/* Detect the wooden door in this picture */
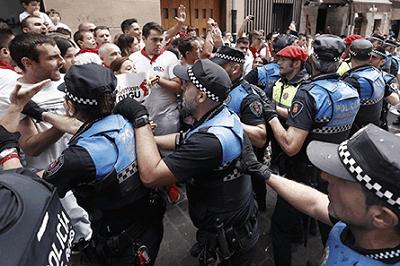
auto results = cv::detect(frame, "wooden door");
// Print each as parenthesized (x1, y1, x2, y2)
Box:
(160, 0, 223, 37)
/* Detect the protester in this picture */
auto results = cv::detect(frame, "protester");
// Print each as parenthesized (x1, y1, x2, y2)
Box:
(94, 25, 111, 47)
(98, 43, 122, 68)
(73, 30, 102, 65)
(21, 15, 48, 35)
(115, 34, 140, 57)
(53, 37, 78, 73)
(46, 8, 71, 32)
(19, 0, 54, 30)
(110, 56, 136, 74)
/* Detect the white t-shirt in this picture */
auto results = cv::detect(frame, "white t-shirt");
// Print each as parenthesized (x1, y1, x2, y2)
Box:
(129, 50, 180, 135)
(19, 11, 53, 26)
(0, 68, 20, 114)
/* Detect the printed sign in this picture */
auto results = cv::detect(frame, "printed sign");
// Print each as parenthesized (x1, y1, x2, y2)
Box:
(115, 72, 154, 104)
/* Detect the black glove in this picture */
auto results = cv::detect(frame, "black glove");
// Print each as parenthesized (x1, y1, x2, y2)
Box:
(263, 99, 278, 122)
(0, 125, 21, 153)
(22, 100, 46, 122)
(240, 134, 271, 182)
(113, 98, 149, 123)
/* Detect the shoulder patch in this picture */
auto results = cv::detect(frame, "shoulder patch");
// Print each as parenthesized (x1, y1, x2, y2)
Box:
(290, 101, 304, 118)
(249, 101, 263, 117)
(45, 154, 64, 176)
(390, 82, 399, 91)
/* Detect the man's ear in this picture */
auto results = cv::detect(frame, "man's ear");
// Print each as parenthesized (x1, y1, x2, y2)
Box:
(370, 205, 399, 230)
(20, 57, 33, 70)
(197, 91, 207, 103)
(77, 40, 84, 47)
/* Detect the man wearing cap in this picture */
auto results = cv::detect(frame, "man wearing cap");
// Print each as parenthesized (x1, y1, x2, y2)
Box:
(341, 39, 385, 136)
(211, 45, 269, 210)
(370, 46, 400, 130)
(243, 124, 400, 265)
(43, 63, 165, 265)
(114, 59, 259, 265)
(367, 33, 385, 48)
(337, 34, 362, 76)
(245, 33, 297, 93)
(383, 39, 400, 78)
(266, 35, 360, 266)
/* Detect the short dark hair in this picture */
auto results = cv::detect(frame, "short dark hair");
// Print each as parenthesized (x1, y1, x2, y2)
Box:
(20, 15, 40, 31)
(53, 36, 74, 57)
(0, 29, 14, 49)
(110, 56, 130, 73)
(236, 37, 249, 45)
(178, 36, 197, 58)
(115, 34, 136, 57)
(20, 0, 39, 5)
(121, 18, 138, 33)
(94, 26, 110, 37)
(186, 26, 196, 33)
(142, 22, 163, 39)
(10, 33, 56, 71)
(46, 8, 60, 17)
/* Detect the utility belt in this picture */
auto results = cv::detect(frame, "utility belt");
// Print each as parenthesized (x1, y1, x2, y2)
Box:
(191, 214, 258, 266)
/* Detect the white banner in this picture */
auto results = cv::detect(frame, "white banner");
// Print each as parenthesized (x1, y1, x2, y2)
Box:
(115, 72, 153, 104)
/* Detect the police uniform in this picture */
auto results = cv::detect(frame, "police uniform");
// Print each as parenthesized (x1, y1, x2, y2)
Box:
(341, 39, 385, 136)
(270, 35, 360, 266)
(307, 125, 400, 266)
(245, 34, 297, 93)
(382, 40, 400, 76)
(381, 71, 398, 130)
(171, 59, 259, 266)
(43, 64, 164, 266)
(211, 46, 268, 210)
(337, 35, 362, 77)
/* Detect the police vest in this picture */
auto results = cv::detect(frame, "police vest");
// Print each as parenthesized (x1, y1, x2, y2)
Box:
(257, 62, 280, 93)
(322, 222, 390, 266)
(306, 79, 360, 140)
(0, 170, 74, 266)
(225, 80, 258, 116)
(184, 107, 253, 227)
(272, 78, 300, 108)
(347, 66, 385, 127)
(71, 114, 148, 211)
(383, 54, 400, 77)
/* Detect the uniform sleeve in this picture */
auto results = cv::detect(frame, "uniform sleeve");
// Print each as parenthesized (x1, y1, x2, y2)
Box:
(385, 77, 398, 97)
(286, 88, 316, 131)
(163, 132, 223, 182)
(244, 68, 259, 87)
(43, 145, 96, 198)
(240, 95, 265, 126)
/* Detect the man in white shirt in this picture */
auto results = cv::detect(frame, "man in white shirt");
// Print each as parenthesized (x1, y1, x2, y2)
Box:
(21, 16, 48, 35)
(19, 0, 54, 30)
(129, 22, 181, 136)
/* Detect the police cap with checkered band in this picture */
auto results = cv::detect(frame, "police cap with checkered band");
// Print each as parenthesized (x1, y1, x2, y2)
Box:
(307, 124, 400, 209)
(211, 46, 246, 66)
(173, 59, 232, 103)
(349, 39, 373, 61)
(313, 34, 345, 62)
(58, 63, 117, 106)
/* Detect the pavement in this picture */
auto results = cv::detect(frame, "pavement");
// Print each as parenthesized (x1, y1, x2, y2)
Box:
(155, 111, 400, 266)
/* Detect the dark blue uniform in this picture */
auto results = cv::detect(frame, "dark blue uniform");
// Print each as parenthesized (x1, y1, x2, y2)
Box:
(164, 106, 259, 266)
(341, 65, 385, 135)
(271, 73, 360, 266)
(244, 62, 280, 93)
(380, 71, 398, 130)
(44, 114, 164, 266)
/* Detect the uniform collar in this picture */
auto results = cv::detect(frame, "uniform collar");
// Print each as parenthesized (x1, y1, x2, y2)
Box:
(140, 48, 165, 64)
(282, 69, 309, 85)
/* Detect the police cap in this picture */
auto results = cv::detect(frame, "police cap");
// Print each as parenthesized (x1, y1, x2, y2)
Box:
(307, 124, 400, 210)
(371, 46, 387, 59)
(349, 39, 373, 60)
(272, 34, 297, 53)
(384, 39, 399, 48)
(173, 59, 232, 103)
(367, 33, 384, 44)
(313, 34, 345, 62)
(58, 63, 117, 106)
(211, 46, 246, 66)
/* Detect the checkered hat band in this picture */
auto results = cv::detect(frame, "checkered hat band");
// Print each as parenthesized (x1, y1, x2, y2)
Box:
(349, 49, 371, 58)
(66, 91, 98, 106)
(372, 49, 386, 58)
(313, 53, 340, 62)
(214, 53, 245, 64)
(338, 140, 400, 209)
(187, 67, 220, 102)
(312, 124, 352, 134)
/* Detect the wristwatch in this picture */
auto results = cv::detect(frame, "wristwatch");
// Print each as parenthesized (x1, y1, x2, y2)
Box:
(134, 115, 150, 128)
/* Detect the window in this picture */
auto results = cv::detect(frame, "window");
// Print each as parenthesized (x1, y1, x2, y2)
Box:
(173, 8, 178, 18)
(162, 8, 168, 19)
(194, 9, 199, 19)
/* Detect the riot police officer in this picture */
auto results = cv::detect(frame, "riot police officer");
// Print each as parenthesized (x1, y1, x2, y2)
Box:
(265, 35, 360, 266)
(43, 64, 165, 266)
(369, 46, 400, 130)
(341, 39, 386, 136)
(114, 59, 259, 266)
(382, 39, 400, 77)
(211, 45, 268, 210)
(245, 34, 297, 93)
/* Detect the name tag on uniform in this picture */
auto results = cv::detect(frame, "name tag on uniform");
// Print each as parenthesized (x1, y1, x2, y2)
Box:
(116, 72, 152, 104)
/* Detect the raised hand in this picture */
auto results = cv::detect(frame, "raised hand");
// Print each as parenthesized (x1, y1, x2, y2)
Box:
(10, 79, 50, 110)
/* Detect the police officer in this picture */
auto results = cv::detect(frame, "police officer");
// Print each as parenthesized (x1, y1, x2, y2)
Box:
(341, 39, 385, 136)
(269, 45, 309, 174)
(0, 81, 75, 266)
(211, 46, 268, 210)
(244, 124, 400, 265)
(383, 39, 400, 78)
(245, 33, 297, 93)
(337, 34, 362, 76)
(114, 59, 259, 266)
(369, 46, 400, 130)
(266, 35, 360, 266)
(43, 64, 165, 266)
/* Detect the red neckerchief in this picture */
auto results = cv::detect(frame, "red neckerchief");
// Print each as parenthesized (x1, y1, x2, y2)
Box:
(141, 48, 165, 64)
(249, 46, 259, 58)
(78, 48, 99, 55)
(0, 62, 16, 72)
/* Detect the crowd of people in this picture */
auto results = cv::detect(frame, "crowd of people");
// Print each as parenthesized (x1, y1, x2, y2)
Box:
(0, 0, 400, 265)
